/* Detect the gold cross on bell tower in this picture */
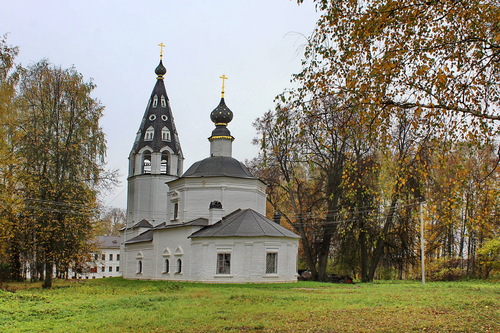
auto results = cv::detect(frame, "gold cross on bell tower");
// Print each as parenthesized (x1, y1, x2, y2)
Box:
(158, 42, 166, 59)
(220, 74, 228, 98)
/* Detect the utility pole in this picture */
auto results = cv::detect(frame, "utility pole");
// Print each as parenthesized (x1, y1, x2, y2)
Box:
(420, 201, 426, 285)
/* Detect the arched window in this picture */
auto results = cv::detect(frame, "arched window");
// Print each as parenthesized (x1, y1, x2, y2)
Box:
(152, 95, 158, 108)
(162, 127, 171, 141)
(176, 259, 182, 274)
(142, 151, 151, 174)
(161, 95, 167, 108)
(137, 260, 143, 274)
(160, 151, 169, 175)
(145, 126, 154, 141)
(164, 259, 170, 273)
(174, 203, 179, 220)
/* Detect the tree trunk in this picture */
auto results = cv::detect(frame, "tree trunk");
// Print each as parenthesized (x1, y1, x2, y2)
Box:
(359, 226, 369, 282)
(42, 261, 53, 289)
(367, 197, 399, 281)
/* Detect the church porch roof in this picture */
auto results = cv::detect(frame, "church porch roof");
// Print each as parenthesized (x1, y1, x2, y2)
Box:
(125, 230, 154, 244)
(189, 209, 300, 239)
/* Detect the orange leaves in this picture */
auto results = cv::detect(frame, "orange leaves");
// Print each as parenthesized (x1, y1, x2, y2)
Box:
(305, 0, 500, 121)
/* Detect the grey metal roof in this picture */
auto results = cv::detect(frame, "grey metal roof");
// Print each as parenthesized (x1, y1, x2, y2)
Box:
(130, 60, 182, 156)
(154, 218, 209, 230)
(132, 219, 153, 229)
(125, 218, 209, 244)
(181, 156, 256, 179)
(189, 209, 300, 239)
(95, 236, 121, 248)
(125, 230, 154, 244)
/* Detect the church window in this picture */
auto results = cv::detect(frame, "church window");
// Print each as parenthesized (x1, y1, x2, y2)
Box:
(174, 203, 179, 220)
(164, 259, 170, 273)
(137, 260, 143, 274)
(176, 259, 182, 274)
(162, 127, 171, 141)
(217, 253, 231, 274)
(266, 253, 278, 274)
(161, 95, 167, 108)
(161, 114, 168, 121)
(142, 151, 152, 174)
(152, 95, 158, 108)
(161, 151, 169, 174)
(149, 114, 156, 121)
(145, 126, 154, 141)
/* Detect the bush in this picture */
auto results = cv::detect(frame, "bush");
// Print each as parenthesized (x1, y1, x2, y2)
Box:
(427, 258, 465, 281)
(0, 263, 12, 282)
(477, 238, 500, 279)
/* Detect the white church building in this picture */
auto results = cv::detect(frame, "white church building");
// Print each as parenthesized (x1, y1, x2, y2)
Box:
(120, 54, 299, 283)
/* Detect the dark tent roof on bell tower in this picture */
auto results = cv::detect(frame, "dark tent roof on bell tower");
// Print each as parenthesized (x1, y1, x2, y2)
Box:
(131, 59, 182, 155)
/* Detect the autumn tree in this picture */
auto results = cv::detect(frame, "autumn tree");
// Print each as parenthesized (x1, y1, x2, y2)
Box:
(95, 207, 126, 237)
(0, 35, 23, 281)
(298, 0, 500, 121)
(253, 0, 499, 281)
(16, 60, 111, 288)
(253, 94, 383, 281)
(425, 138, 500, 279)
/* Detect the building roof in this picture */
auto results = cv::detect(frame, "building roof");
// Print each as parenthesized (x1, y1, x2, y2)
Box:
(132, 219, 153, 229)
(95, 236, 121, 248)
(181, 156, 256, 179)
(125, 218, 209, 244)
(154, 218, 209, 230)
(189, 209, 300, 239)
(130, 59, 182, 155)
(125, 230, 154, 244)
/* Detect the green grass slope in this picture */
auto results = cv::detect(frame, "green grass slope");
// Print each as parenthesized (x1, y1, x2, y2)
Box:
(1, 278, 498, 332)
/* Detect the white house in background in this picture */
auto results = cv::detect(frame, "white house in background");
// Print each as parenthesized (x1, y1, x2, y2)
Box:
(74, 236, 122, 279)
(120, 55, 300, 283)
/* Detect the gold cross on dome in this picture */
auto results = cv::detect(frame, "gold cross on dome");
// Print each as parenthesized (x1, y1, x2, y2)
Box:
(220, 74, 228, 97)
(158, 42, 166, 59)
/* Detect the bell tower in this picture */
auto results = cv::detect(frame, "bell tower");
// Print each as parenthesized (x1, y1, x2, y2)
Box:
(126, 45, 183, 228)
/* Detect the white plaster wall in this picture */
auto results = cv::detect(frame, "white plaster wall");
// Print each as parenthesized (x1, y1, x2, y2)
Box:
(210, 139, 232, 157)
(122, 242, 154, 279)
(190, 237, 299, 283)
(123, 232, 299, 283)
(167, 177, 267, 223)
(126, 174, 174, 227)
(151, 226, 201, 281)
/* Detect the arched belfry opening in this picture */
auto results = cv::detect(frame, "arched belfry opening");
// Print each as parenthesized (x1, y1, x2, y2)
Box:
(142, 151, 152, 174)
(161, 151, 169, 175)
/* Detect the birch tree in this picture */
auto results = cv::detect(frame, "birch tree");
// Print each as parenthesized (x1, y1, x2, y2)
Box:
(17, 60, 110, 288)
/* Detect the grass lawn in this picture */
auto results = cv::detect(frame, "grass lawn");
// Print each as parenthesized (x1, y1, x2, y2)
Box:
(1, 278, 498, 332)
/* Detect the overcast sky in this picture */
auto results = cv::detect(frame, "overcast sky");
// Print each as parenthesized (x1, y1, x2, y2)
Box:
(2, 0, 320, 209)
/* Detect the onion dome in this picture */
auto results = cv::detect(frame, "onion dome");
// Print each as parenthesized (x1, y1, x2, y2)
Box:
(155, 60, 167, 79)
(210, 98, 233, 125)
